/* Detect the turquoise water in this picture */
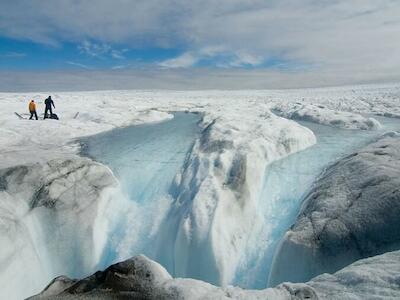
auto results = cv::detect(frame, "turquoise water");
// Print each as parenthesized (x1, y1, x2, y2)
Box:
(81, 112, 400, 289)
(80, 112, 201, 269)
(81, 112, 201, 204)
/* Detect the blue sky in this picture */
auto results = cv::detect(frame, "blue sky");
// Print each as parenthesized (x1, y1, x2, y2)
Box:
(0, 36, 298, 72)
(0, 0, 399, 90)
(0, 37, 184, 70)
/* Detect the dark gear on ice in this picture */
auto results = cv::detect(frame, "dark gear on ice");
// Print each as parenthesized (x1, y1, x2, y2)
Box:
(28, 100, 38, 120)
(44, 96, 55, 119)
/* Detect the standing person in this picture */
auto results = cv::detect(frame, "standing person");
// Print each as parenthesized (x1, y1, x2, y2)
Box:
(44, 96, 55, 119)
(28, 100, 38, 120)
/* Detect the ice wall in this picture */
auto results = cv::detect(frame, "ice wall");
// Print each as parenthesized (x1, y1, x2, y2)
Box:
(80, 112, 201, 264)
(269, 133, 400, 287)
(235, 117, 400, 288)
(155, 111, 316, 286)
(0, 158, 123, 300)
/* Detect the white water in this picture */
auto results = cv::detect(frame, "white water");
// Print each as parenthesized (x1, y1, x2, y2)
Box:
(81, 112, 201, 267)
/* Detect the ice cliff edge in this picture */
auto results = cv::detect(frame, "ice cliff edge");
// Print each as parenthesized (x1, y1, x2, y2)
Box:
(269, 132, 400, 286)
(29, 250, 400, 299)
(0, 158, 124, 300)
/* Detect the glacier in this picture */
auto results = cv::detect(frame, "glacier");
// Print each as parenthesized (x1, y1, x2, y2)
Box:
(0, 84, 400, 299)
(78, 112, 400, 290)
(30, 250, 400, 300)
(80, 110, 316, 287)
(0, 158, 125, 299)
(230, 116, 400, 288)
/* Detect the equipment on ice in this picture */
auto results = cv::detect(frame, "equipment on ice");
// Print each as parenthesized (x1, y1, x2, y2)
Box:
(14, 112, 25, 119)
(49, 113, 59, 120)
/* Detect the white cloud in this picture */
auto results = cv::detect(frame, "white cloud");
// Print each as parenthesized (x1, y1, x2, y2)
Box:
(66, 61, 93, 70)
(77, 40, 126, 60)
(111, 64, 130, 70)
(224, 51, 265, 68)
(159, 47, 265, 69)
(78, 41, 110, 58)
(111, 50, 126, 60)
(159, 53, 198, 68)
(0, 52, 26, 58)
(0, 0, 400, 85)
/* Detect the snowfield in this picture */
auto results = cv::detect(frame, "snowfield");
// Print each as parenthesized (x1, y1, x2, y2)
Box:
(0, 83, 400, 299)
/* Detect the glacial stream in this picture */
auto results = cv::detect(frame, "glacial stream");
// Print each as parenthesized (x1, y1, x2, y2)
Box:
(81, 113, 400, 290)
(80, 112, 201, 267)
(235, 116, 400, 289)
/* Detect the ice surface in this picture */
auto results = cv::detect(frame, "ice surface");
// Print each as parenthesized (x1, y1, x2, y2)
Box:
(29, 254, 316, 300)
(0, 158, 124, 300)
(1, 84, 400, 299)
(80, 110, 316, 287)
(154, 111, 316, 286)
(307, 250, 400, 299)
(269, 126, 400, 287)
(232, 116, 400, 289)
(31, 250, 400, 300)
(273, 103, 381, 130)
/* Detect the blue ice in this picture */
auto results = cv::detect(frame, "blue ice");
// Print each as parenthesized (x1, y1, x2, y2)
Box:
(81, 112, 400, 290)
(80, 112, 201, 269)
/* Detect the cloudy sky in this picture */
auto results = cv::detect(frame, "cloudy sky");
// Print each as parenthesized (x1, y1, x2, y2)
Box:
(0, 0, 399, 90)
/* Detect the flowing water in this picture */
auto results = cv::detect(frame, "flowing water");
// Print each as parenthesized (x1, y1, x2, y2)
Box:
(81, 113, 400, 289)
(234, 116, 400, 289)
(80, 112, 201, 266)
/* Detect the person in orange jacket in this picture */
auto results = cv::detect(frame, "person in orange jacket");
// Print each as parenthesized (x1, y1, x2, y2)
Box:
(29, 100, 38, 120)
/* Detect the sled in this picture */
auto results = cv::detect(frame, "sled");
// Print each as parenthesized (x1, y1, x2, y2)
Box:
(50, 113, 59, 120)
(14, 112, 25, 119)
(44, 113, 59, 120)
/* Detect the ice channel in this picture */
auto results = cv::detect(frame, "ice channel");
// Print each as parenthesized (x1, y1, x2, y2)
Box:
(81, 113, 400, 290)
(80, 112, 201, 266)
(232, 116, 400, 289)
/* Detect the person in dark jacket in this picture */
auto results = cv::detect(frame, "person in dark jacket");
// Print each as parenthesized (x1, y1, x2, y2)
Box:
(44, 96, 55, 119)
(28, 100, 38, 120)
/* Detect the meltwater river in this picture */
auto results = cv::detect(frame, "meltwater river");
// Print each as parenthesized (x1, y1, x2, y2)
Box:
(80, 112, 201, 268)
(234, 116, 400, 288)
(81, 113, 400, 289)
